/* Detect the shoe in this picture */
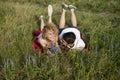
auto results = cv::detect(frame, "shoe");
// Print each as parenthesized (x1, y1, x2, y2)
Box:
(62, 3, 68, 10)
(48, 5, 53, 17)
(69, 5, 76, 10)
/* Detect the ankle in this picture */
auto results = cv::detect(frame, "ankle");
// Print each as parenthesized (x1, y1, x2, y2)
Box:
(62, 8, 67, 11)
(39, 16, 43, 21)
(70, 9, 74, 12)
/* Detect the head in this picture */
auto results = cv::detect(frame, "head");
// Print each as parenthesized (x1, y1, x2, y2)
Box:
(60, 32, 76, 48)
(42, 23, 58, 44)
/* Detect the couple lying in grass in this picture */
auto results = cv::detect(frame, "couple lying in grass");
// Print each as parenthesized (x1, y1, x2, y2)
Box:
(32, 3, 88, 55)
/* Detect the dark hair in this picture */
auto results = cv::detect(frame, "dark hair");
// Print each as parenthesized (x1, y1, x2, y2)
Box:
(62, 32, 76, 44)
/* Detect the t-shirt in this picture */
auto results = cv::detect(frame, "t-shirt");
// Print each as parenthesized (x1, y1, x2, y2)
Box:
(59, 27, 85, 51)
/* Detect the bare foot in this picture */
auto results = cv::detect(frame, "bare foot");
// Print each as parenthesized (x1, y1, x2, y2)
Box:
(39, 15, 43, 21)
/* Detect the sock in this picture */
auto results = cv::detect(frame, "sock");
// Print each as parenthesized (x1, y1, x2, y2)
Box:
(71, 9, 74, 12)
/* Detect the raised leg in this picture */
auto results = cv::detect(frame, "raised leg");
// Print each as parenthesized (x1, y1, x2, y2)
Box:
(69, 5, 77, 27)
(59, 9, 66, 28)
(59, 3, 68, 28)
(48, 16, 52, 23)
(39, 16, 45, 31)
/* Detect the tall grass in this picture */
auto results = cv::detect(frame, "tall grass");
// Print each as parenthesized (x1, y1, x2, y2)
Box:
(0, 0, 120, 80)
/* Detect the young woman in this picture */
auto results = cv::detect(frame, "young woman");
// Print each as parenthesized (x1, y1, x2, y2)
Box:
(32, 5, 60, 54)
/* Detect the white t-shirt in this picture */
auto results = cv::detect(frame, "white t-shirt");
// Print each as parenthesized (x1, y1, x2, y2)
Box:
(59, 27, 85, 51)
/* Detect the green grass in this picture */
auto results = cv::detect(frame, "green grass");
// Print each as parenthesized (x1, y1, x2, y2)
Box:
(0, 0, 120, 80)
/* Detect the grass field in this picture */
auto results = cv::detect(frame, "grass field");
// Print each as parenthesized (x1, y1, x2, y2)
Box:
(0, 0, 120, 80)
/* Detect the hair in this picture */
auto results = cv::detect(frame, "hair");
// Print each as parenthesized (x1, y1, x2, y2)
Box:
(42, 23, 58, 42)
(62, 32, 76, 44)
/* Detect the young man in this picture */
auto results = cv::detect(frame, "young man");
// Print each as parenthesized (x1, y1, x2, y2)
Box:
(58, 3, 88, 52)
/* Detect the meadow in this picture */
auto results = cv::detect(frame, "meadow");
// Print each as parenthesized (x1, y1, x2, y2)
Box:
(0, 0, 120, 80)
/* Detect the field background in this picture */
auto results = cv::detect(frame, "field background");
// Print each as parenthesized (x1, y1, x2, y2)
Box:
(0, 0, 120, 80)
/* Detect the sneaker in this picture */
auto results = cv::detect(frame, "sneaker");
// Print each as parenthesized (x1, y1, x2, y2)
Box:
(69, 5, 76, 10)
(48, 5, 53, 17)
(62, 3, 68, 10)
